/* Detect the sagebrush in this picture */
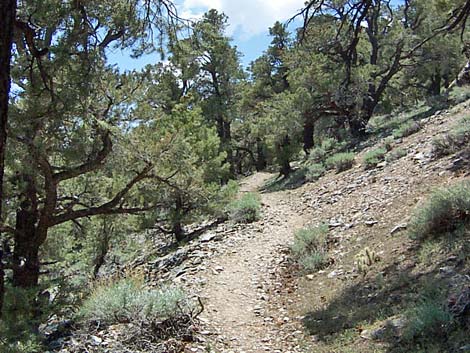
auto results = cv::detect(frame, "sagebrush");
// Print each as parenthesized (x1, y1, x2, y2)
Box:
(228, 192, 261, 223)
(291, 225, 329, 271)
(409, 181, 470, 240)
(79, 276, 187, 325)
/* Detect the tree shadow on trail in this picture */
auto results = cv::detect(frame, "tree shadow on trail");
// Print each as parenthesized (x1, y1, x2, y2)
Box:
(260, 168, 307, 193)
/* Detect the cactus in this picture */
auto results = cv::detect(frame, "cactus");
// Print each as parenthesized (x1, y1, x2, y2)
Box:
(355, 247, 380, 275)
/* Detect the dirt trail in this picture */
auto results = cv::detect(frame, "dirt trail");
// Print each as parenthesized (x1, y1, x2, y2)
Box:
(195, 172, 308, 352)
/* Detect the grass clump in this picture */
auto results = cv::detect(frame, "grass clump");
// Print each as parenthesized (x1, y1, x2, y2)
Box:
(385, 147, 407, 162)
(403, 298, 454, 343)
(449, 85, 470, 104)
(325, 152, 355, 173)
(362, 147, 387, 170)
(409, 181, 470, 240)
(228, 192, 261, 223)
(308, 137, 346, 164)
(432, 117, 470, 157)
(392, 121, 421, 138)
(79, 276, 187, 324)
(291, 225, 329, 271)
(305, 163, 326, 182)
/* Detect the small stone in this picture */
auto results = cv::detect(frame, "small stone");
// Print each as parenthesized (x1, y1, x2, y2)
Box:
(327, 270, 343, 278)
(91, 335, 102, 345)
(364, 220, 378, 226)
(200, 232, 217, 242)
(306, 274, 315, 280)
(390, 223, 407, 235)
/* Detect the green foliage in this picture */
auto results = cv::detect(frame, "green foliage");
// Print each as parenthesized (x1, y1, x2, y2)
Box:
(362, 147, 387, 170)
(305, 163, 326, 182)
(325, 152, 355, 173)
(403, 291, 454, 344)
(308, 138, 346, 164)
(432, 117, 470, 157)
(409, 181, 470, 240)
(392, 121, 421, 138)
(308, 147, 327, 164)
(0, 286, 46, 352)
(385, 147, 407, 162)
(448, 86, 470, 104)
(291, 225, 329, 271)
(79, 276, 187, 325)
(383, 136, 395, 151)
(228, 192, 261, 223)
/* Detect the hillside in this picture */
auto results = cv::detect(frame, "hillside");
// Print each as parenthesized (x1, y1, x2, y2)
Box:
(50, 100, 470, 353)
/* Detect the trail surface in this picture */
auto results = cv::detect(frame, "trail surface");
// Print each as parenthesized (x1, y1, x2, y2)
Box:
(191, 172, 309, 352)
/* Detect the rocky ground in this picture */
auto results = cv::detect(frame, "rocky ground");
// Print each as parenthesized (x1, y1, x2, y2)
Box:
(51, 100, 470, 352)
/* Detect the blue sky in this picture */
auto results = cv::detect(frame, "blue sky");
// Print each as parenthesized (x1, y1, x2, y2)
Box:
(109, 0, 305, 71)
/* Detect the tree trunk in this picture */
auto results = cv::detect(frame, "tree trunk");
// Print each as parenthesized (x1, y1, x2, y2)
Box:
(352, 96, 376, 139)
(428, 70, 441, 96)
(93, 218, 112, 279)
(349, 118, 368, 139)
(0, 0, 17, 318)
(13, 207, 41, 288)
(217, 117, 234, 182)
(173, 221, 185, 242)
(278, 135, 291, 177)
(172, 193, 185, 242)
(255, 138, 267, 171)
(448, 59, 470, 90)
(303, 112, 315, 154)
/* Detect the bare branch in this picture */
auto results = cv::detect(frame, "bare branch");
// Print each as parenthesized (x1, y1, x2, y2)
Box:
(53, 130, 112, 182)
(51, 163, 154, 226)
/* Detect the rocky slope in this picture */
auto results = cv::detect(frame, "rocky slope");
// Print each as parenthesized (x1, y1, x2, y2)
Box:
(53, 100, 470, 353)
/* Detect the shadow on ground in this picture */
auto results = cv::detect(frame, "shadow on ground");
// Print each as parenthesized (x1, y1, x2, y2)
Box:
(260, 168, 307, 193)
(301, 238, 470, 353)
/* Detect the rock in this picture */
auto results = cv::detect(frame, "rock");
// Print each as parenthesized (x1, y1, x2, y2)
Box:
(390, 223, 407, 235)
(306, 274, 315, 280)
(327, 270, 343, 278)
(364, 220, 378, 226)
(328, 221, 343, 228)
(439, 266, 455, 277)
(200, 232, 217, 242)
(91, 335, 102, 345)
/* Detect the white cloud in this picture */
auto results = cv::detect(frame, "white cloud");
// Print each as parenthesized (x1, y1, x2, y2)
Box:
(178, 0, 303, 39)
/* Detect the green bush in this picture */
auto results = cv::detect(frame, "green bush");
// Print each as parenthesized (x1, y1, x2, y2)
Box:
(291, 225, 329, 271)
(409, 181, 470, 240)
(321, 137, 345, 153)
(79, 276, 187, 324)
(308, 146, 326, 163)
(432, 120, 470, 157)
(325, 152, 355, 173)
(228, 192, 261, 223)
(308, 138, 346, 164)
(403, 298, 454, 344)
(305, 163, 326, 182)
(385, 147, 407, 162)
(449, 85, 470, 104)
(383, 136, 395, 151)
(362, 147, 387, 170)
(392, 121, 421, 138)
(0, 286, 47, 353)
